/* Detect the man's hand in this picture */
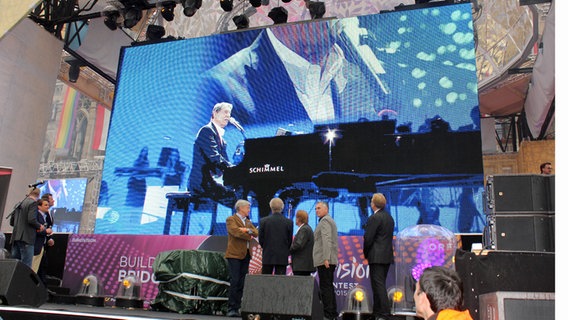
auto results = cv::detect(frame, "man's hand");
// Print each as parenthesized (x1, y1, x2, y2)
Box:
(324, 259, 330, 268)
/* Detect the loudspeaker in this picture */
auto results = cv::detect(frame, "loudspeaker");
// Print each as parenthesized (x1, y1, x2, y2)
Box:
(455, 249, 554, 320)
(0, 259, 47, 307)
(241, 274, 323, 320)
(487, 174, 553, 213)
(479, 291, 555, 320)
(493, 214, 554, 252)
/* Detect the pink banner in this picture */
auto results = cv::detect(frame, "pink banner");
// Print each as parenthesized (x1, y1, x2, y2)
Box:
(62, 234, 388, 312)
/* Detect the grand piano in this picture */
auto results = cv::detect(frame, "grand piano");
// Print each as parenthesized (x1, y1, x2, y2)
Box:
(224, 120, 484, 219)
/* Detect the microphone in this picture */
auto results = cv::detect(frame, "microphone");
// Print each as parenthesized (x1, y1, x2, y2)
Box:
(229, 117, 245, 132)
(28, 180, 45, 188)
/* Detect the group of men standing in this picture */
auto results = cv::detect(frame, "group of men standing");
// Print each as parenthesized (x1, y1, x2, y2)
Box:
(223, 193, 395, 320)
(9, 186, 55, 285)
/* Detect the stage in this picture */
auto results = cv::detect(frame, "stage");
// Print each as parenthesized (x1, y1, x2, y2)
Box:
(0, 303, 229, 320)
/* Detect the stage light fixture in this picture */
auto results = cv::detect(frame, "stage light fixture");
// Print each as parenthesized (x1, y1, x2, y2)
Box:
(233, 14, 249, 29)
(182, 0, 202, 17)
(103, 10, 120, 30)
(268, 6, 288, 24)
(160, 1, 176, 21)
(146, 24, 165, 41)
(220, 0, 233, 12)
(66, 58, 84, 83)
(115, 275, 144, 309)
(249, 0, 262, 7)
(342, 285, 372, 320)
(308, 1, 326, 19)
(123, 7, 142, 28)
(75, 274, 105, 306)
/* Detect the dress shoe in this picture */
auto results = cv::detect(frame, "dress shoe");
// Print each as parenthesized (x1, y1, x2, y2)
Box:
(226, 310, 240, 317)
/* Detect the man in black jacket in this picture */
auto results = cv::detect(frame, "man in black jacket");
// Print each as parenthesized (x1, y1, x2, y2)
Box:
(290, 210, 315, 276)
(258, 197, 293, 275)
(363, 193, 395, 320)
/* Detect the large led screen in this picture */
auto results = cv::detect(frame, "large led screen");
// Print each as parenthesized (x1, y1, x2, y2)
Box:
(96, 3, 484, 235)
(39, 178, 88, 233)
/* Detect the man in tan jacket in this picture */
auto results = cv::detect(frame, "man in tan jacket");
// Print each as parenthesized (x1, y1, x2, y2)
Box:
(225, 199, 258, 317)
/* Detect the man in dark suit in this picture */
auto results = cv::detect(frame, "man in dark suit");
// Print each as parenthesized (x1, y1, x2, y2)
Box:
(10, 187, 44, 268)
(39, 193, 56, 285)
(188, 102, 239, 234)
(363, 193, 395, 320)
(32, 198, 52, 284)
(189, 102, 237, 206)
(225, 199, 258, 317)
(290, 210, 315, 276)
(199, 19, 388, 134)
(258, 197, 293, 275)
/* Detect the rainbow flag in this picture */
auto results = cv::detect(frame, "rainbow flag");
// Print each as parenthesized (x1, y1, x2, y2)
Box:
(92, 104, 111, 151)
(54, 87, 79, 149)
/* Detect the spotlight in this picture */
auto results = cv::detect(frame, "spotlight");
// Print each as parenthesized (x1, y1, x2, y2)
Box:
(75, 274, 105, 306)
(220, 0, 233, 12)
(123, 7, 142, 28)
(66, 58, 84, 83)
(268, 6, 287, 24)
(103, 10, 120, 30)
(115, 275, 144, 309)
(342, 285, 372, 320)
(146, 24, 165, 41)
(233, 14, 249, 29)
(308, 1, 326, 19)
(182, 0, 202, 17)
(160, 1, 176, 22)
(249, 0, 261, 7)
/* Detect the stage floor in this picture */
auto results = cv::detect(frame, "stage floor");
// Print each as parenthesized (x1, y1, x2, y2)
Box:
(0, 303, 229, 320)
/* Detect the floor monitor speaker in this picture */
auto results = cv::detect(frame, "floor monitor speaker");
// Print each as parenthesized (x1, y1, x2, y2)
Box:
(241, 274, 323, 320)
(0, 259, 47, 307)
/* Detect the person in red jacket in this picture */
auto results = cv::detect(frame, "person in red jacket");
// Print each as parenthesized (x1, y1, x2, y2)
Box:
(413, 266, 473, 320)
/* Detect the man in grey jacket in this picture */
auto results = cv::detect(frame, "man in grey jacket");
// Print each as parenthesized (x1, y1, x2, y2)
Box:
(313, 201, 338, 320)
(10, 187, 44, 268)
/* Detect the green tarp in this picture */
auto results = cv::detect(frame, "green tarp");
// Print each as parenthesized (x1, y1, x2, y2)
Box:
(152, 250, 230, 314)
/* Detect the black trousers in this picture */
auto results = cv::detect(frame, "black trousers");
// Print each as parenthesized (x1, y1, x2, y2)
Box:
(227, 253, 251, 312)
(317, 264, 338, 319)
(369, 263, 391, 315)
(261, 264, 287, 275)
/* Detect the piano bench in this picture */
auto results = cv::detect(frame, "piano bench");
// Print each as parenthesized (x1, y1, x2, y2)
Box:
(163, 192, 218, 235)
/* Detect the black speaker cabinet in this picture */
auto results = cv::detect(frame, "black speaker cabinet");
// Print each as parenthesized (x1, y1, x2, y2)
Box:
(493, 214, 554, 252)
(241, 274, 323, 320)
(0, 259, 47, 307)
(479, 291, 555, 320)
(486, 174, 554, 213)
(455, 249, 555, 320)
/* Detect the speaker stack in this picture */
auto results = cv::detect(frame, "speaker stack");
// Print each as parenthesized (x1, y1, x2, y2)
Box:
(484, 174, 554, 252)
(241, 274, 323, 320)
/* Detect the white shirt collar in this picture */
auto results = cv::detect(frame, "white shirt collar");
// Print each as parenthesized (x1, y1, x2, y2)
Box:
(212, 121, 225, 138)
(266, 29, 347, 123)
